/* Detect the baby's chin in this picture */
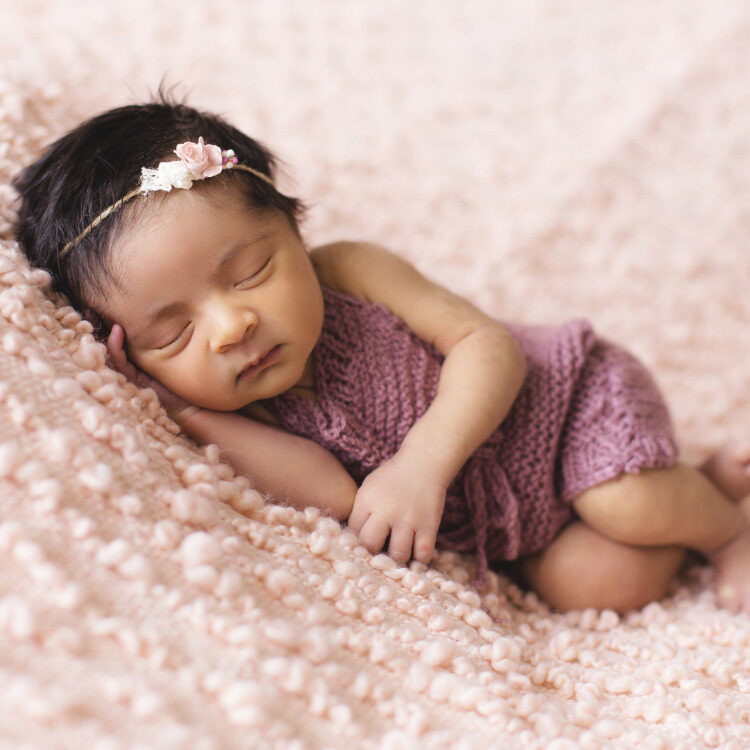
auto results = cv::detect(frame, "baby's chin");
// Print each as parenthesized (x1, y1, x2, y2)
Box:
(190, 397, 247, 412)
(191, 393, 267, 413)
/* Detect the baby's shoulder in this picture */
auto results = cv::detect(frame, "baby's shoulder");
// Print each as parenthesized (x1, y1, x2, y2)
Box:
(308, 240, 398, 304)
(308, 242, 345, 293)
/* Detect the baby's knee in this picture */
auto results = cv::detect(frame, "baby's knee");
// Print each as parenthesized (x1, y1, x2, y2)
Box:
(544, 553, 680, 614)
(521, 522, 685, 613)
(597, 545, 685, 613)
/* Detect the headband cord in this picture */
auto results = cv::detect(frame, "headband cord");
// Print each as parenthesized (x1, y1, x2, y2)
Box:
(59, 138, 276, 260)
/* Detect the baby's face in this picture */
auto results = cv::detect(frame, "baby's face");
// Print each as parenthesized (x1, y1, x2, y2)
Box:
(99, 186, 323, 410)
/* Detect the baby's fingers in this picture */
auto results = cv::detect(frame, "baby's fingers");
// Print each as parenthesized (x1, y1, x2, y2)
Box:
(388, 525, 415, 564)
(106, 325, 143, 383)
(413, 526, 437, 565)
(357, 515, 390, 557)
(346, 497, 370, 535)
(106, 324, 128, 367)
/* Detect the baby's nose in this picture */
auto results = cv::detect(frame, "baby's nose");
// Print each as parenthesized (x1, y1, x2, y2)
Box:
(209, 306, 257, 353)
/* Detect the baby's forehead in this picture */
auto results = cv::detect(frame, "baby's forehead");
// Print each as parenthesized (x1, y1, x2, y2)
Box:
(117, 181, 273, 242)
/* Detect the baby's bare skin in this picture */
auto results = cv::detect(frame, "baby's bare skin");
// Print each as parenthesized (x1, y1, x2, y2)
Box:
(701, 441, 750, 613)
(702, 439, 750, 502)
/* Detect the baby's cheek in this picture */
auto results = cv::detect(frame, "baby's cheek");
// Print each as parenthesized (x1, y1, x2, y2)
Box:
(169, 366, 235, 410)
(127, 346, 153, 372)
(163, 366, 203, 396)
(135, 356, 185, 392)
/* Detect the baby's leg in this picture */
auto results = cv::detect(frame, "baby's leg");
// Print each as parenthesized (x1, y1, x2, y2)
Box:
(517, 522, 686, 613)
(572, 463, 750, 612)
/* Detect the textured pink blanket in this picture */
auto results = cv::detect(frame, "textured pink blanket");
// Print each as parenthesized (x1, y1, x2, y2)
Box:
(1, 3, 749, 748)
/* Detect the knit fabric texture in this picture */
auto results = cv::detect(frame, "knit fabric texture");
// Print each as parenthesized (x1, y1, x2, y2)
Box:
(263, 288, 678, 586)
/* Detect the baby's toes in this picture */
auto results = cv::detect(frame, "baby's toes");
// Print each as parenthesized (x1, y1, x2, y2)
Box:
(703, 440, 750, 501)
(716, 582, 743, 614)
(712, 527, 750, 614)
(726, 437, 750, 466)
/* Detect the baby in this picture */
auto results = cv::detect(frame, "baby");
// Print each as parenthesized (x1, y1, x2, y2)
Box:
(13, 96, 750, 614)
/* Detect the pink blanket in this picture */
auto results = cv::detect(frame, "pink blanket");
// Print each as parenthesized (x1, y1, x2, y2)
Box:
(1, 3, 749, 747)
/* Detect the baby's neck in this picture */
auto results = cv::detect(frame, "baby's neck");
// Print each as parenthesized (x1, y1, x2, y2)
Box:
(297, 350, 317, 392)
(285, 383, 317, 400)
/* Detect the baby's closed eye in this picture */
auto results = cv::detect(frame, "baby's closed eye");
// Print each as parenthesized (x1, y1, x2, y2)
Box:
(153, 323, 192, 351)
(234, 256, 272, 288)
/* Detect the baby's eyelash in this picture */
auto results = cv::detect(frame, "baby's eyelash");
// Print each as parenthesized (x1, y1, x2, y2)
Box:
(155, 324, 189, 351)
(236, 257, 271, 286)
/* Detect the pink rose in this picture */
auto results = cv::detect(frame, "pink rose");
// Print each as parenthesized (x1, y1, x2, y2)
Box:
(174, 137, 223, 179)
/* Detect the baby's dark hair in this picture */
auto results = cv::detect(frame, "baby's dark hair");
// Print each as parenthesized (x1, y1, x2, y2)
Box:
(12, 93, 304, 318)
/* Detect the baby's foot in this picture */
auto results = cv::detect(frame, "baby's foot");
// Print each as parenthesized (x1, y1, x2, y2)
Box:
(709, 527, 750, 614)
(701, 438, 750, 502)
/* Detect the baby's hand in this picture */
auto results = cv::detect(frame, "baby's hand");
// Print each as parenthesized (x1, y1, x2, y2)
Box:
(346, 451, 447, 565)
(106, 324, 196, 422)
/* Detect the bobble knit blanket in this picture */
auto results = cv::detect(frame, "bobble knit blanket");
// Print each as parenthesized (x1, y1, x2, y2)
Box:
(1, 3, 750, 749)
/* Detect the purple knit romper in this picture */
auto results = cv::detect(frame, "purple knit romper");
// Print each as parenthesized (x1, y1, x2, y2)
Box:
(261, 287, 678, 587)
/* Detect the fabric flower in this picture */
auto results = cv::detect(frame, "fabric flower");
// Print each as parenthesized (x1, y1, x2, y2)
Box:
(140, 161, 193, 192)
(174, 137, 223, 179)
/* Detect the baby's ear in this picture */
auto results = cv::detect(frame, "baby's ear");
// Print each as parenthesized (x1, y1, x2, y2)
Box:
(82, 308, 111, 342)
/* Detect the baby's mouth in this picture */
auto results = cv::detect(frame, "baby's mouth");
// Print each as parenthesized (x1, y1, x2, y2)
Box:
(237, 345, 281, 381)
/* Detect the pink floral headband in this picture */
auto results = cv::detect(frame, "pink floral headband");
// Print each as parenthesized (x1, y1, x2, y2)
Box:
(59, 137, 276, 259)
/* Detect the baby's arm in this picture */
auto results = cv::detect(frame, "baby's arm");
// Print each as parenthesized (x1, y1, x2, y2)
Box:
(311, 242, 527, 562)
(175, 409, 357, 520)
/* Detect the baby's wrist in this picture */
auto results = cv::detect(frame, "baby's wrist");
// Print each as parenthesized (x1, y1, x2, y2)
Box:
(168, 403, 202, 425)
(396, 436, 455, 489)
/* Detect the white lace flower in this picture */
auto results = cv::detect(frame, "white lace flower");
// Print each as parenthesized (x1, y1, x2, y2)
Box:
(140, 161, 194, 193)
